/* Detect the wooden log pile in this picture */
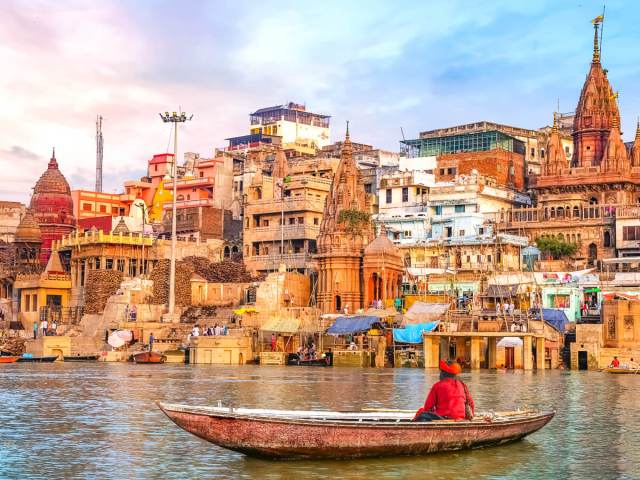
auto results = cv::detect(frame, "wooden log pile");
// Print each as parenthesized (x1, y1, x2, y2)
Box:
(0, 335, 26, 355)
(150, 259, 194, 306)
(84, 270, 124, 314)
(183, 256, 255, 283)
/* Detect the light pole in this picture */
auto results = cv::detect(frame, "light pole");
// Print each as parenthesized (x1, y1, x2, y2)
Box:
(159, 111, 193, 320)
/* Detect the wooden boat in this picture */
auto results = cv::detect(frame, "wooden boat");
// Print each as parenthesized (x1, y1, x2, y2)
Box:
(286, 353, 331, 367)
(132, 351, 166, 364)
(17, 355, 58, 363)
(63, 355, 100, 362)
(605, 367, 640, 374)
(158, 403, 555, 460)
(0, 356, 19, 364)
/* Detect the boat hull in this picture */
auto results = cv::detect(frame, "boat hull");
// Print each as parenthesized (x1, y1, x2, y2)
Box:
(158, 404, 554, 460)
(133, 351, 166, 364)
(17, 356, 58, 363)
(63, 355, 99, 362)
(0, 356, 19, 363)
(605, 367, 640, 374)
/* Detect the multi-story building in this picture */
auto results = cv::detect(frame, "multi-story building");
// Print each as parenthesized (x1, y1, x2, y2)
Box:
(249, 102, 331, 150)
(71, 190, 131, 221)
(0, 201, 25, 243)
(242, 150, 335, 274)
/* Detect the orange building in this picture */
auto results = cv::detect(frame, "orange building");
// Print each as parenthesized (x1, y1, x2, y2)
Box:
(71, 190, 131, 221)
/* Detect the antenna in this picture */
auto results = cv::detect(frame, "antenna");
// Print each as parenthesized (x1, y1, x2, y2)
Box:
(400, 127, 406, 141)
(95, 115, 104, 192)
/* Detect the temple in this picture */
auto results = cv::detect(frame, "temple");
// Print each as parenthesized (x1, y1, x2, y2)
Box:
(495, 21, 640, 265)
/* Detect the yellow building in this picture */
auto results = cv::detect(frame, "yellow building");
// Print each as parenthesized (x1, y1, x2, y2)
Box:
(13, 251, 71, 329)
(149, 178, 173, 222)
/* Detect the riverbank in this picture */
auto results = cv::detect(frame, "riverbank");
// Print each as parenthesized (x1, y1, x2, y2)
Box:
(1, 364, 637, 479)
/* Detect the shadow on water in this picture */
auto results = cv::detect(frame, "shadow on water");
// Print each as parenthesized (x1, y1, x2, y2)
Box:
(0, 363, 638, 479)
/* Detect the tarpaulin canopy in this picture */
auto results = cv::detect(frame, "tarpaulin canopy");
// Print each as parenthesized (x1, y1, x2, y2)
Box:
(108, 330, 132, 348)
(498, 337, 523, 347)
(393, 321, 439, 344)
(326, 316, 379, 335)
(261, 317, 301, 333)
(536, 308, 568, 333)
(402, 302, 449, 325)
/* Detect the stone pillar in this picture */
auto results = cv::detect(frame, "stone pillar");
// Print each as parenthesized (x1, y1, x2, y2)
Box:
(536, 338, 545, 370)
(470, 336, 482, 369)
(101, 255, 106, 270)
(523, 335, 533, 370)
(488, 336, 497, 369)
(423, 335, 439, 368)
(550, 346, 559, 369)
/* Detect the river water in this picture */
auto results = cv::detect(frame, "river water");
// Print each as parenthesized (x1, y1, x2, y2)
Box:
(0, 364, 638, 479)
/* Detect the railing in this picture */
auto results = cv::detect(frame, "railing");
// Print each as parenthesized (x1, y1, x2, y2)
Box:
(56, 231, 153, 249)
(245, 197, 326, 214)
(38, 306, 84, 325)
(245, 253, 316, 270)
(244, 224, 320, 241)
(442, 310, 541, 334)
(162, 198, 215, 209)
(487, 203, 623, 226)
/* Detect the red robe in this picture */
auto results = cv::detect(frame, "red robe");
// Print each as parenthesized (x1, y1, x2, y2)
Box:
(414, 378, 474, 420)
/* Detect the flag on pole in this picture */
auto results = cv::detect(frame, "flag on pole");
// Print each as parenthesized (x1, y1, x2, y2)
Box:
(592, 15, 604, 24)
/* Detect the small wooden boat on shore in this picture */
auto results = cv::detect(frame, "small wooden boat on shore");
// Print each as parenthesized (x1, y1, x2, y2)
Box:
(0, 356, 20, 364)
(63, 355, 100, 362)
(605, 367, 640, 374)
(158, 403, 555, 460)
(132, 351, 166, 364)
(17, 355, 58, 363)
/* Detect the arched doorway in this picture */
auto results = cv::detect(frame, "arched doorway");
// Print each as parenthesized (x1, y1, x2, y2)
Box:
(223, 246, 230, 258)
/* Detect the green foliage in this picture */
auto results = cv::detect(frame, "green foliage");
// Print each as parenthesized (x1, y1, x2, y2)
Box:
(338, 209, 370, 236)
(535, 237, 579, 260)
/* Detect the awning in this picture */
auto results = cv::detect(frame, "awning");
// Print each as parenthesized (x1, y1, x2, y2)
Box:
(584, 288, 601, 293)
(393, 321, 439, 344)
(483, 284, 519, 298)
(326, 316, 379, 335)
(261, 317, 301, 333)
(402, 302, 449, 325)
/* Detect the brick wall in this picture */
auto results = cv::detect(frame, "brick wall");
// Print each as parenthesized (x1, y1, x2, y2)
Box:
(436, 149, 526, 191)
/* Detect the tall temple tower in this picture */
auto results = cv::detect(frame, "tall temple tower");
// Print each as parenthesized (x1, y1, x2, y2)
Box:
(30, 150, 76, 264)
(571, 21, 621, 168)
(316, 124, 373, 313)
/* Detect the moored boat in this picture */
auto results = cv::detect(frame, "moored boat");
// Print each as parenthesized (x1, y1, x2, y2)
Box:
(605, 367, 640, 374)
(17, 355, 59, 363)
(63, 355, 100, 362)
(132, 351, 167, 364)
(0, 356, 20, 364)
(158, 403, 555, 460)
(286, 353, 331, 367)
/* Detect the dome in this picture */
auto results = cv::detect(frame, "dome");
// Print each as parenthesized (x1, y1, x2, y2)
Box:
(14, 210, 42, 244)
(364, 231, 400, 257)
(29, 149, 75, 226)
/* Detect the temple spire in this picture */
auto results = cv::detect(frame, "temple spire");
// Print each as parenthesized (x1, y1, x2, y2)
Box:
(48, 147, 58, 169)
(552, 111, 559, 134)
(592, 21, 600, 63)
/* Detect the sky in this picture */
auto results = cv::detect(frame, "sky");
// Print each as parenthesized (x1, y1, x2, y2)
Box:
(1, 0, 640, 203)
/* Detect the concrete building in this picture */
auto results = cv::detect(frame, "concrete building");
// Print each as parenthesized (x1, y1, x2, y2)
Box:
(72, 190, 130, 221)
(0, 201, 26, 243)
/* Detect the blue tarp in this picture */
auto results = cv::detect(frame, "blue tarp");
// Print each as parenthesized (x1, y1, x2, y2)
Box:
(537, 308, 568, 333)
(393, 321, 439, 344)
(326, 316, 380, 335)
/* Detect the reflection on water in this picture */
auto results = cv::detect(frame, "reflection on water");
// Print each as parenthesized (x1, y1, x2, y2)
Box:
(1, 364, 639, 479)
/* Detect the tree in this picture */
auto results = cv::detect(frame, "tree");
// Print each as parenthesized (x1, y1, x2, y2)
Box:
(337, 209, 370, 236)
(535, 237, 578, 260)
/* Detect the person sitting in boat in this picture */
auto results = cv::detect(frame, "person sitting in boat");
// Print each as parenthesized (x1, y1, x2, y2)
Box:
(610, 356, 620, 368)
(413, 359, 474, 422)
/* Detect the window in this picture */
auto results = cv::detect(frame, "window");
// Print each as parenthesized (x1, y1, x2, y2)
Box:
(99, 205, 107, 213)
(289, 218, 295, 225)
(263, 220, 269, 227)
(404, 230, 412, 238)
(386, 189, 392, 203)
(565, 146, 570, 155)
(623, 226, 640, 241)
(541, 149, 545, 159)
(298, 217, 304, 224)
(478, 227, 484, 235)
(106, 258, 113, 269)
(530, 147, 535, 157)
(25, 295, 30, 312)
(434, 205, 443, 215)
(82, 203, 92, 212)
(607, 315, 616, 339)
(459, 230, 465, 236)
(604, 231, 611, 248)
(32, 295, 37, 311)
(402, 187, 409, 203)
(314, 218, 319, 225)
(439, 168, 445, 175)
(117, 259, 125, 272)
(466, 255, 471, 263)
(111, 207, 118, 214)
(447, 167, 456, 175)
(364, 183, 372, 194)
(454, 205, 465, 213)
(95, 257, 101, 269)
(200, 171, 204, 178)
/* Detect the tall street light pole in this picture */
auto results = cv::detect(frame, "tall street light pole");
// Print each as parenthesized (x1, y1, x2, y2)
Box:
(159, 111, 192, 320)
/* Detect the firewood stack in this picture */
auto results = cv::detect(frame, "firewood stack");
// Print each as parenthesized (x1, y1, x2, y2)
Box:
(84, 270, 124, 314)
(149, 259, 194, 306)
(0, 335, 26, 355)
(182, 256, 255, 283)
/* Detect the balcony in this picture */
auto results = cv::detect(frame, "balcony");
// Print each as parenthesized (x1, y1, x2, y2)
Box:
(163, 198, 215, 209)
(245, 224, 320, 242)
(488, 204, 621, 228)
(55, 231, 154, 250)
(245, 253, 317, 271)
(164, 177, 214, 189)
(245, 197, 326, 215)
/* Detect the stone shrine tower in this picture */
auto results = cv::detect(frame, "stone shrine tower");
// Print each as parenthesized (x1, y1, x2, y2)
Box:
(30, 149, 76, 264)
(316, 125, 373, 313)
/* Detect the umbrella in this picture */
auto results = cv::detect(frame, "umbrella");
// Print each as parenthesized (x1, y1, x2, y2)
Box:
(497, 337, 523, 348)
(108, 330, 132, 348)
